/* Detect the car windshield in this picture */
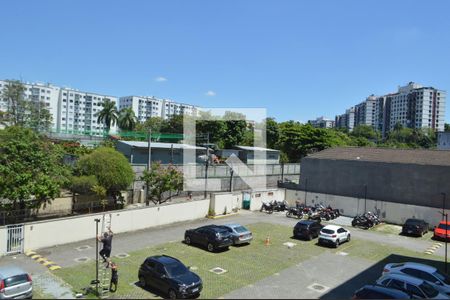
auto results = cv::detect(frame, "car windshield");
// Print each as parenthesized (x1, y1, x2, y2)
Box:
(406, 219, 421, 225)
(438, 223, 450, 230)
(321, 229, 335, 234)
(233, 226, 248, 233)
(433, 270, 450, 285)
(165, 262, 189, 278)
(419, 282, 439, 298)
(4, 274, 28, 287)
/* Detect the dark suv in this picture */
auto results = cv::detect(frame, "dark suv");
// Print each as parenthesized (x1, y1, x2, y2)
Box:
(138, 255, 202, 299)
(293, 220, 323, 240)
(402, 218, 429, 237)
(184, 225, 233, 252)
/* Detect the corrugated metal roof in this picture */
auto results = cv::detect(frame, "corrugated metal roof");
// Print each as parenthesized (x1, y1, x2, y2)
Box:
(305, 147, 450, 166)
(117, 140, 206, 150)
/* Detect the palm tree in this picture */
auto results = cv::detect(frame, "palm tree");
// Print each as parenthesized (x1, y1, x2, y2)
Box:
(96, 98, 118, 135)
(118, 107, 138, 131)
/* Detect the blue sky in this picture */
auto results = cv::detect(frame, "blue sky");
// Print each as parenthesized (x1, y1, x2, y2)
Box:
(1, 0, 449, 123)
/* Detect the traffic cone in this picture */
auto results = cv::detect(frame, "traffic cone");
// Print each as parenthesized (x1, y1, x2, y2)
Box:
(264, 235, 271, 246)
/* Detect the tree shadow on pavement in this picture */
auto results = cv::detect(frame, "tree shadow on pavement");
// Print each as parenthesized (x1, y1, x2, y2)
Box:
(320, 254, 446, 299)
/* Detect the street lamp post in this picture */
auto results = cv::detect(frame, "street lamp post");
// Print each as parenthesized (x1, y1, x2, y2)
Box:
(146, 128, 151, 206)
(304, 178, 308, 206)
(364, 184, 368, 213)
(446, 213, 448, 274)
(94, 218, 100, 295)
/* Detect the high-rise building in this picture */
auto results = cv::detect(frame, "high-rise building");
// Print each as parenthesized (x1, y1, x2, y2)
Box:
(118, 96, 198, 122)
(0, 80, 118, 135)
(335, 107, 355, 131)
(308, 116, 335, 128)
(335, 82, 446, 135)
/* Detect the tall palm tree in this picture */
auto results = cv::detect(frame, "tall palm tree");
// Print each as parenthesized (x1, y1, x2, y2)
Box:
(118, 107, 138, 131)
(96, 98, 118, 135)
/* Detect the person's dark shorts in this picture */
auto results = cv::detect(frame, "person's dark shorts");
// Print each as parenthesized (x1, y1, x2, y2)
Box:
(101, 248, 111, 258)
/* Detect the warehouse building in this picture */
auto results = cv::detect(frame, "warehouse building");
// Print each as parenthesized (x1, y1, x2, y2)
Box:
(299, 147, 450, 209)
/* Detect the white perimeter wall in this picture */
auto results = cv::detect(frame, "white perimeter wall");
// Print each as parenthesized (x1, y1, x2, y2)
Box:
(210, 192, 243, 216)
(248, 188, 285, 211)
(20, 199, 209, 252)
(0, 228, 6, 255)
(285, 189, 446, 227)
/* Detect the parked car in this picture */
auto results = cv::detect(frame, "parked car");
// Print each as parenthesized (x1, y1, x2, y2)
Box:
(434, 221, 450, 241)
(352, 284, 412, 299)
(293, 220, 323, 240)
(318, 225, 351, 248)
(184, 225, 233, 252)
(376, 273, 449, 299)
(138, 255, 202, 299)
(0, 266, 32, 300)
(222, 224, 253, 245)
(382, 262, 450, 295)
(402, 219, 429, 237)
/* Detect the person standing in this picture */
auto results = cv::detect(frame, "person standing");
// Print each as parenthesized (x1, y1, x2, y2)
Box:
(109, 262, 118, 292)
(97, 227, 113, 263)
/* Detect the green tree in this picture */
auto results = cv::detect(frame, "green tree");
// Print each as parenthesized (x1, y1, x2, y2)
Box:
(222, 111, 247, 148)
(161, 114, 185, 134)
(1, 80, 26, 126)
(75, 147, 134, 201)
(140, 162, 183, 204)
(351, 125, 379, 141)
(70, 175, 98, 194)
(265, 118, 280, 149)
(118, 107, 138, 131)
(445, 123, 450, 132)
(91, 184, 108, 211)
(0, 126, 70, 210)
(135, 116, 164, 133)
(96, 98, 119, 134)
(23, 101, 53, 132)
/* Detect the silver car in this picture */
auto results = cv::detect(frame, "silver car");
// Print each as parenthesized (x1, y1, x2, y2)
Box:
(222, 224, 253, 245)
(0, 266, 32, 299)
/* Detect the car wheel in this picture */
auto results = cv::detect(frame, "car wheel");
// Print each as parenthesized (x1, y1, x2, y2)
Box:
(207, 243, 215, 252)
(185, 236, 191, 245)
(168, 289, 177, 300)
(335, 240, 340, 248)
(286, 211, 291, 217)
(347, 234, 351, 242)
(139, 276, 146, 288)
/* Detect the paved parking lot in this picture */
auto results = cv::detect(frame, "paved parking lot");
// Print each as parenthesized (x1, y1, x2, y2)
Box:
(1, 210, 448, 299)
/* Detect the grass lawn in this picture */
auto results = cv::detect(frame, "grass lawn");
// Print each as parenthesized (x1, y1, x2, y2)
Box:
(53, 222, 442, 299)
(371, 223, 434, 240)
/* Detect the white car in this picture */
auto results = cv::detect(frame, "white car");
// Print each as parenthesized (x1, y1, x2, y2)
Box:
(376, 273, 449, 299)
(318, 224, 350, 248)
(382, 262, 450, 295)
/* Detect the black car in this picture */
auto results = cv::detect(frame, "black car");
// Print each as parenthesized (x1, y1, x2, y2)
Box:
(138, 255, 202, 299)
(293, 220, 323, 240)
(353, 284, 411, 299)
(184, 225, 233, 252)
(402, 218, 429, 236)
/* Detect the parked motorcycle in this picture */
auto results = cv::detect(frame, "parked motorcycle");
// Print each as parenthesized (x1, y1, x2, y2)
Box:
(351, 214, 375, 229)
(271, 200, 288, 212)
(286, 206, 304, 219)
(260, 202, 274, 214)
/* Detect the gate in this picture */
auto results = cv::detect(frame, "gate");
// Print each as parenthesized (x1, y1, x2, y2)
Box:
(6, 224, 24, 254)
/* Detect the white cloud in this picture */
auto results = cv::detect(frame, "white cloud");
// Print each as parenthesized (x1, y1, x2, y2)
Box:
(205, 90, 216, 97)
(155, 76, 167, 82)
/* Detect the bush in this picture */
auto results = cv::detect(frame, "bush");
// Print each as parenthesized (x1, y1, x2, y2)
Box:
(76, 147, 134, 195)
(70, 175, 98, 194)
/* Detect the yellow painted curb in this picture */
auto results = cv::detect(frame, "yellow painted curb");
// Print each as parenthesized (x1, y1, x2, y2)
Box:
(25, 251, 36, 257)
(36, 257, 47, 263)
(31, 254, 42, 260)
(207, 212, 239, 219)
(49, 266, 61, 271)
(424, 250, 434, 254)
(42, 261, 55, 266)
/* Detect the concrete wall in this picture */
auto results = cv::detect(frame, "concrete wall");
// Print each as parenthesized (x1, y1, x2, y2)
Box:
(209, 192, 243, 216)
(299, 158, 450, 209)
(0, 227, 6, 255)
(20, 199, 210, 252)
(247, 188, 286, 211)
(285, 189, 446, 227)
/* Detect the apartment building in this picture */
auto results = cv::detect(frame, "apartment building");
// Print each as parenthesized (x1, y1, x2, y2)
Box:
(308, 116, 335, 128)
(335, 107, 355, 131)
(118, 96, 198, 122)
(0, 80, 118, 135)
(335, 82, 447, 135)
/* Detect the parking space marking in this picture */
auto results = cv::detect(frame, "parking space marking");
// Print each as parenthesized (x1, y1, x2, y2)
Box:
(425, 242, 442, 254)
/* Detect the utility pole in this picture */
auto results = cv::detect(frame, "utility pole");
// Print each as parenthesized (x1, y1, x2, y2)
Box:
(304, 178, 308, 206)
(146, 128, 151, 206)
(364, 184, 368, 213)
(446, 213, 448, 274)
(94, 218, 100, 295)
(229, 168, 234, 192)
(204, 133, 210, 199)
(443, 192, 447, 219)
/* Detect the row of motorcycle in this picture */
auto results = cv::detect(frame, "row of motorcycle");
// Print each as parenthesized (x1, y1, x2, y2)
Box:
(351, 211, 381, 229)
(260, 200, 341, 221)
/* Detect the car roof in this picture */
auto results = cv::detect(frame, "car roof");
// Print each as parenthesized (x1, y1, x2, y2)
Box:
(381, 272, 425, 284)
(148, 255, 181, 265)
(0, 266, 27, 278)
(223, 224, 244, 228)
(393, 262, 437, 273)
(297, 220, 317, 225)
(406, 218, 425, 222)
(359, 284, 410, 297)
(321, 225, 342, 231)
(438, 220, 450, 225)
(197, 225, 228, 232)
